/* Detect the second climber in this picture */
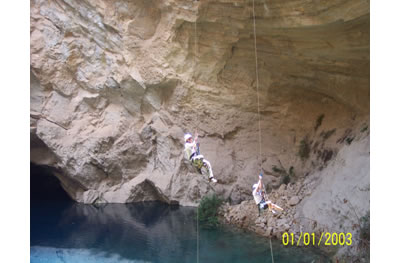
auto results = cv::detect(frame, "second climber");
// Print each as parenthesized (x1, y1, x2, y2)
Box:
(184, 132, 218, 183)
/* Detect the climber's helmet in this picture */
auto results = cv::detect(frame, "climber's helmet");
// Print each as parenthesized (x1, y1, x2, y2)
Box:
(184, 133, 193, 142)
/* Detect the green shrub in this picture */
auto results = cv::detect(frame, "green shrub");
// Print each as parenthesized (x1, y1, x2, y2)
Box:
(272, 165, 295, 185)
(314, 114, 325, 131)
(359, 212, 370, 244)
(288, 166, 295, 177)
(321, 128, 336, 140)
(272, 165, 285, 174)
(298, 138, 310, 160)
(280, 166, 295, 185)
(358, 211, 370, 259)
(281, 175, 290, 185)
(198, 194, 223, 228)
(345, 137, 354, 145)
(360, 125, 369, 133)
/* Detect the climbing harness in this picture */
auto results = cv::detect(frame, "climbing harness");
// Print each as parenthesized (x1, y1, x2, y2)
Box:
(251, 0, 275, 262)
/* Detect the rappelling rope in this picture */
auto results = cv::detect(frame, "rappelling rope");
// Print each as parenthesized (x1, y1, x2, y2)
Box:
(195, 5, 198, 72)
(251, 0, 274, 263)
(194, 1, 199, 132)
(269, 237, 275, 263)
(197, 205, 199, 263)
(194, 3, 200, 263)
(252, 0, 262, 163)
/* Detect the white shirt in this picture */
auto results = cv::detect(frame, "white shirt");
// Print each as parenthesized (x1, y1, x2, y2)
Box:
(184, 141, 197, 160)
(252, 188, 263, 205)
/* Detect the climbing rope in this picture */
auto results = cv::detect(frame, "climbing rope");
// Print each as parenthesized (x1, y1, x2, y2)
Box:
(269, 237, 275, 263)
(197, 205, 199, 263)
(194, 0, 199, 116)
(194, 2, 200, 263)
(251, 0, 274, 262)
(252, 0, 262, 164)
(195, 5, 198, 73)
(191, 1, 273, 261)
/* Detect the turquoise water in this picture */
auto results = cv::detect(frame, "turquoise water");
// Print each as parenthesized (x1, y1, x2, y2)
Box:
(31, 200, 329, 263)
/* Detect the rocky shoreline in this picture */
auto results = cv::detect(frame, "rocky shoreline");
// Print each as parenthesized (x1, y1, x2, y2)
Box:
(220, 182, 304, 241)
(218, 169, 369, 262)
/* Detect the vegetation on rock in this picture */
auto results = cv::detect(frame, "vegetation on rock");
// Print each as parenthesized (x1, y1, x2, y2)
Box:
(198, 194, 223, 228)
(314, 114, 325, 131)
(298, 138, 311, 160)
(358, 211, 370, 259)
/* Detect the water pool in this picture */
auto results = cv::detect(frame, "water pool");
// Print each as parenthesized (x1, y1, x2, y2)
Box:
(31, 200, 329, 263)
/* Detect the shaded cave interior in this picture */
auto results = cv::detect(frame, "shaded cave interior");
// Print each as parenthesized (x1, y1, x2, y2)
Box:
(30, 163, 73, 202)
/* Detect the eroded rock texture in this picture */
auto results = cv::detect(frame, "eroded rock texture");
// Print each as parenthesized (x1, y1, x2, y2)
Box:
(221, 132, 369, 260)
(30, 0, 369, 207)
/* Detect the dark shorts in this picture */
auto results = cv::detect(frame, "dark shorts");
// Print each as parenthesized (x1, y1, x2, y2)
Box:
(258, 199, 268, 210)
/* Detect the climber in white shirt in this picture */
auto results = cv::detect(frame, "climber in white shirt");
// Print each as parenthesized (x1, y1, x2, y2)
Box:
(252, 173, 283, 216)
(184, 133, 217, 183)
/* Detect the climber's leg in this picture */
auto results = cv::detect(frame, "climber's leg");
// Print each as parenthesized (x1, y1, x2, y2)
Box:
(203, 159, 217, 182)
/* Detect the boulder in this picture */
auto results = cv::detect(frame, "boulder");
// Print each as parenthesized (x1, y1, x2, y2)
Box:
(289, 196, 301, 206)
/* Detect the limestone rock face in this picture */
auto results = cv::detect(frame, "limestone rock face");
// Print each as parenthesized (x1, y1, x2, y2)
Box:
(30, 0, 369, 206)
(221, 133, 370, 260)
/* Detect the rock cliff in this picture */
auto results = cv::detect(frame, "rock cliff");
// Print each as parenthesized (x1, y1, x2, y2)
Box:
(221, 131, 369, 260)
(30, 0, 369, 212)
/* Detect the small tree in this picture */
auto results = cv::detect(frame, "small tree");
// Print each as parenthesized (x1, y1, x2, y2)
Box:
(198, 194, 223, 228)
(358, 211, 370, 259)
